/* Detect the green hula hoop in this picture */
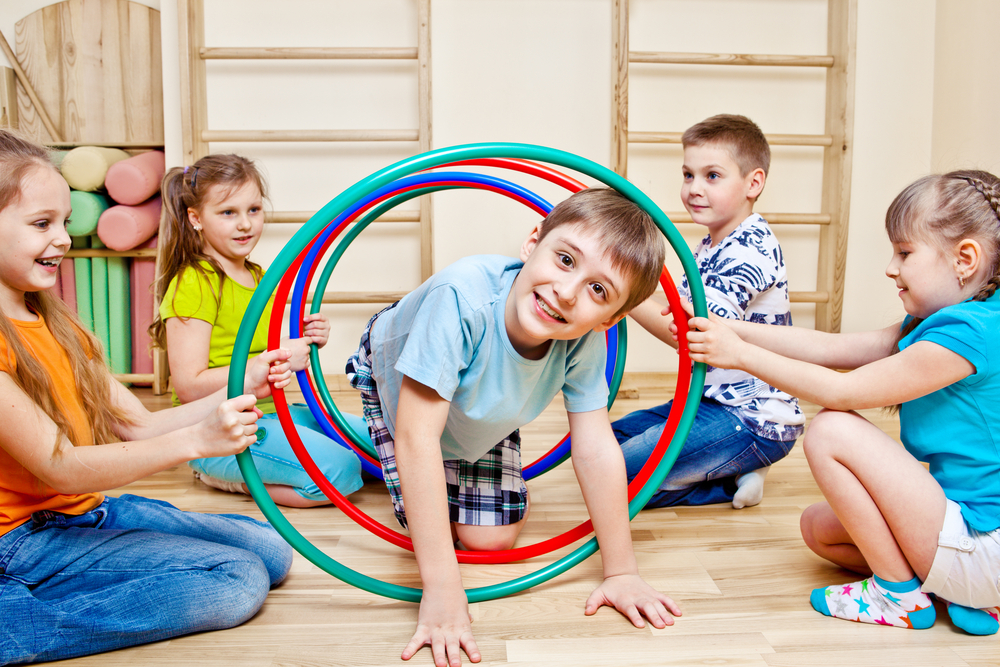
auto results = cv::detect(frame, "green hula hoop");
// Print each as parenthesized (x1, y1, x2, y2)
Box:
(229, 142, 707, 603)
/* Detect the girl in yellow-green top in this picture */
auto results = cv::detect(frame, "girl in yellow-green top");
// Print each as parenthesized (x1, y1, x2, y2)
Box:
(151, 154, 362, 508)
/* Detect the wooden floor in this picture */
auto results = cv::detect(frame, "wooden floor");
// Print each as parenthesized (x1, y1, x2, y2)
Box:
(49, 385, 998, 667)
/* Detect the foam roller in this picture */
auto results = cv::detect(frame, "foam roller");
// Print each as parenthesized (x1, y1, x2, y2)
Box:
(105, 150, 165, 205)
(131, 237, 157, 382)
(73, 237, 93, 332)
(90, 238, 110, 355)
(60, 146, 130, 192)
(97, 197, 162, 251)
(68, 191, 111, 236)
(107, 256, 131, 375)
(58, 259, 76, 312)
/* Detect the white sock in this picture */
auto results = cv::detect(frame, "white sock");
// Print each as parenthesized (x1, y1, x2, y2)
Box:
(733, 466, 770, 508)
(193, 470, 248, 495)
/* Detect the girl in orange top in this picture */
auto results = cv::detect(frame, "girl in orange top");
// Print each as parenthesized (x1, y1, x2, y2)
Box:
(0, 130, 294, 664)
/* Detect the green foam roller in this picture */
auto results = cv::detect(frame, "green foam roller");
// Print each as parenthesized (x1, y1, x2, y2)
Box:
(68, 191, 112, 236)
(90, 238, 110, 355)
(107, 256, 131, 375)
(72, 237, 93, 332)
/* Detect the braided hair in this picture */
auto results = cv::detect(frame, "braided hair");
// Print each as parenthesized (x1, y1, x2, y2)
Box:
(952, 171, 1000, 301)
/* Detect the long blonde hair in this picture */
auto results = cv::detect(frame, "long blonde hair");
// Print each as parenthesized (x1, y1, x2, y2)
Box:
(148, 154, 267, 349)
(0, 130, 134, 445)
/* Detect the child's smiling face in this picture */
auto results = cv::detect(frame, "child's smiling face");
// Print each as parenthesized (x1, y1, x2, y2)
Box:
(0, 164, 71, 315)
(886, 238, 967, 319)
(505, 222, 629, 359)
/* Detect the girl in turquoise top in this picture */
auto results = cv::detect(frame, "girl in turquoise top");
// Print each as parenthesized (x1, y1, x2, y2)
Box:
(151, 154, 363, 507)
(684, 170, 1000, 636)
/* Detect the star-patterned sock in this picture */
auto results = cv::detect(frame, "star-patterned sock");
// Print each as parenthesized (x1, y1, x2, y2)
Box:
(810, 575, 936, 629)
(947, 602, 1000, 636)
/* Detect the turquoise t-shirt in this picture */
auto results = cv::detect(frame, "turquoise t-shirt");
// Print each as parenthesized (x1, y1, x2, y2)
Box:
(898, 293, 1000, 531)
(159, 262, 276, 411)
(370, 254, 609, 463)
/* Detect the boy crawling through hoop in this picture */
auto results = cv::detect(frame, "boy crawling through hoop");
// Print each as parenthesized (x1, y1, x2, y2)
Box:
(346, 188, 680, 666)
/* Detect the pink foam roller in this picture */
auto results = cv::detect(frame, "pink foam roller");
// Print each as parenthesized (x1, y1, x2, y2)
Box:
(131, 236, 157, 380)
(59, 259, 77, 312)
(105, 150, 166, 205)
(97, 197, 162, 251)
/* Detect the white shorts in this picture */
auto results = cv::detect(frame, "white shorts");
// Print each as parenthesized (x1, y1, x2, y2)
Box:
(921, 498, 1000, 609)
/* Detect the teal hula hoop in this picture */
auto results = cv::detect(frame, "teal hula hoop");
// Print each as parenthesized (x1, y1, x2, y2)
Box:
(228, 142, 707, 603)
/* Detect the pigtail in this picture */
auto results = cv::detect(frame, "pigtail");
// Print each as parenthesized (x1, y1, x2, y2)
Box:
(148, 166, 210, 349)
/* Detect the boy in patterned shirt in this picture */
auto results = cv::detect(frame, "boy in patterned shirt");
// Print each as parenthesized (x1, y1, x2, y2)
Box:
(616, 114, 804, 509)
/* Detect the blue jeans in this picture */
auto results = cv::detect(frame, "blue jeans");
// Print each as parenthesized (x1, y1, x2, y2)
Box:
(189, 405, 365, 502)
(0, 494, 292, 664)
(614, 398, 795, 507)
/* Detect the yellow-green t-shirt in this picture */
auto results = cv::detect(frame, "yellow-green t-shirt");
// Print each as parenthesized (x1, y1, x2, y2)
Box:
(159, 262, 276, 412)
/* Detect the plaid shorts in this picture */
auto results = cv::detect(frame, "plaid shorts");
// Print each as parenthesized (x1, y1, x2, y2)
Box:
(346, 306, 528, 529)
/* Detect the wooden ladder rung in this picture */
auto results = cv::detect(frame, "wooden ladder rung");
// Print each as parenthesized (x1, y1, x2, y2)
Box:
(114, 373, 155, 383)
(666, 212, 831, 225)
(67, 248, 158, 258)
(629, 131, 833, 147)
(297, 290, 829, 306)
(629, 51, 834, 67)
(790, 291, 829, 303)
(201, 129, 420, 143)
(200, 47, 418, 60)
(268, 210, 421, 224)
(288, 291, 408, 305)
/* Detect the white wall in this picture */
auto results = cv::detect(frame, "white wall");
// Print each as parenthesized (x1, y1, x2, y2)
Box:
(839, 0, 937, 333)
(931, 0, 1000, 175)
(3, 0, 987, 379)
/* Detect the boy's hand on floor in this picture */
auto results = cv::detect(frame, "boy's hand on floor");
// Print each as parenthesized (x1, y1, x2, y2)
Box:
(403, 583, 481, 667)
(584, 574, 682, 629)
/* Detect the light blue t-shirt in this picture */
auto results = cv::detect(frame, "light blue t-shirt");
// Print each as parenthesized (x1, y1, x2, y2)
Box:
(369, 255, 609, 462)
(899, 293, 1000, 531)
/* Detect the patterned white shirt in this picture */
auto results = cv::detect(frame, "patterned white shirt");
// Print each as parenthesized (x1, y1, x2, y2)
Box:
(679, 214, 804, 442)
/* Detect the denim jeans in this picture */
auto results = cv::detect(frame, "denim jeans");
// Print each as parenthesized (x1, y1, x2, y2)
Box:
(189, 405, 365, 502)
(614, 398, 794, 507)
(0, 494, 292, 664)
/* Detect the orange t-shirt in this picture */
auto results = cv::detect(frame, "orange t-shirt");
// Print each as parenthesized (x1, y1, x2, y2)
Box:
(0, 315, 102, 537)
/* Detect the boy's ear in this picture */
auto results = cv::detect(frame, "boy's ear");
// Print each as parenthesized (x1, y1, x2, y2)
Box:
(592, 312, 627, 333)
(520, 225, 542, 261)
(745, 168, 766, 201)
